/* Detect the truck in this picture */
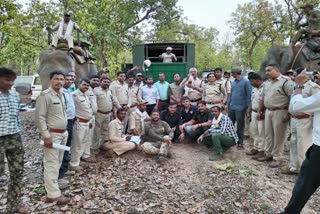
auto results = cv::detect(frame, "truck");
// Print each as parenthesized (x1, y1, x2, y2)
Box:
(125, 42, 195, 82)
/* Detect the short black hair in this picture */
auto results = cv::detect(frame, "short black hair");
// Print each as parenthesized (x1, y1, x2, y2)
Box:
(78, 77, 90, 84)
(0, 67, 17, 78)
(146, 76, 153, 80)
(168, 102, 177, 106)
(266, 63, 281, 71)
(151, 110, 160, 114)
(211, 105, 221, 112)
(248, 73, 262, 81)
(89, 74, 99, 80)
(207, 72, 215, 79)
(173, 73, 180, 77)
(181, 96, 190, 101)
(98, 70, 107, 76)
(214, 67, 223, 72)
(100, 77, 110, 81)
(49, 70, 65, 79)
(116, 71, 126, 77)
(117, 108, 126, 115)
(127, 75, 135, 79)
(65, 74, 74, 78)
(197, 100, 206, 106)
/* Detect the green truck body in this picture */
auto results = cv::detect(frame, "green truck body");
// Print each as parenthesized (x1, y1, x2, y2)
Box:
(132, 42, 195, 82)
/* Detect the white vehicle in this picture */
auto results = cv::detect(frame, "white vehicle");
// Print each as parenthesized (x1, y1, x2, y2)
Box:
(13, 74, 42, 107)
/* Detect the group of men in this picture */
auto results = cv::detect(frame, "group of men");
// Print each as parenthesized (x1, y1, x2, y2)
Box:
(1, 63, 320, 213)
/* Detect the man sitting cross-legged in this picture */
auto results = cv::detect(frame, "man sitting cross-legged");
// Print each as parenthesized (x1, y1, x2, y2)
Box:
(141, 110, 174, 162)
(198, 105, 238, 161)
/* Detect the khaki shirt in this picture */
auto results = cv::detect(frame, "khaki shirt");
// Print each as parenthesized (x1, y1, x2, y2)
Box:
(128, 109, 150, 135)
(35, 87, 67, 138)
(216, 79, 231, 95)
(86, 87, 97, 114)
(72, 89, 93, 120)
(203, 82, 226, 103)
(181, 77, 203, 100)
(110, 81, 128, 105)
(108, 118, 125, 142)
(262, 75, 294, 109)
(168, 82, 184, 103)
(128, 85, 142, 107)
(94, 87, 121, 112)
(251, 83, 264, 110)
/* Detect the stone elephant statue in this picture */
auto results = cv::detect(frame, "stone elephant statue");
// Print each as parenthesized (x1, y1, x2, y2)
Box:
(259, 45, 320, 79)
(37, 49, 97, 90)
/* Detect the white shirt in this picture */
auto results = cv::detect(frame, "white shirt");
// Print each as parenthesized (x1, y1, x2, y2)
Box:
(161, 52, 177, 63)
(289, 92, 320, 146)
(141, 85, 159, 105)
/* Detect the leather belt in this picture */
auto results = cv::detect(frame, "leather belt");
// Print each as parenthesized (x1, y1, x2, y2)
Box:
(292, 114, 311, 120)
(190, 98, 201, 102)
(130, 104, 138, 108)
(49, 128, 66, 133)
(160, 99, 169, 102)
(206, 101, 222, 105)
(266, 107, 288, 111)
(75, 117, 91, 123)
(252, 109, 258, 113)
(98, 110, 112, 114)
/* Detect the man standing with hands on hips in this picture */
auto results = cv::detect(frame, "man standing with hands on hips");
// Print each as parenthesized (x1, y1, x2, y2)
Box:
(35, 70, 69, 205)
(281, 71, 320, 213)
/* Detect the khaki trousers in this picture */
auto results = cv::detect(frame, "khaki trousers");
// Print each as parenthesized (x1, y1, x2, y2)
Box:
(92, 112, 112, 150)
(52, 34, 74, 49)
(289, 117, 313, 172)
(264, 109, 289, 160)
(70, 121, 91, 167)
(141, 141, 169, 155)
(104, 141, 136, 155)
(249, 111, 265, 151)
(43, 131, 68, 198)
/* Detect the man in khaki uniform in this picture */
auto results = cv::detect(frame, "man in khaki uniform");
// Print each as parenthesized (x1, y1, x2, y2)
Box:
(92, 77, 121, 154)
(127, 75, 142, 116)
(281, 70, 320, 174)
(180, 67, 203, 105)
(214, 67, 231, 102)
(110, 71, 128, 108)
(35, 70, 69, 204)
(247, 73, 266, 159)
(69, 78, 95, 169)
(257, 64, 293, 168)
(104, 109, 136, 156)
(202, 73, 226, 109)
(128, 100, 150, 136)
(142, 110, 174, 162)
(168, 73, 184, 108)
(85, 75, 99, 158)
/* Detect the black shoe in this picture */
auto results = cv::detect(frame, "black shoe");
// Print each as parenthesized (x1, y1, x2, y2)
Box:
(166, 152, 173, 158)
(155, 153, 165, 163)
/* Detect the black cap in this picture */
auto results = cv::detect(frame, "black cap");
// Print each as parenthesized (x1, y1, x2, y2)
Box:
(300, 3, 313, 9)
(64, 13, 71, 17)
(285, 70, 294, 75)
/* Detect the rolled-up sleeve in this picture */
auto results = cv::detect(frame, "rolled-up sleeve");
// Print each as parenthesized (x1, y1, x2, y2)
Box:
(289, 93, 320, 115)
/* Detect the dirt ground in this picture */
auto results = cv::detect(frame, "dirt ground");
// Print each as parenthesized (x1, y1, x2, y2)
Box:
(1, 111, 320, 213)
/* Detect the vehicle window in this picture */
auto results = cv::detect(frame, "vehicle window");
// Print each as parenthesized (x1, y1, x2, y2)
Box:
(34, 77, 41, 85)
(14, 77, 33, 85)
